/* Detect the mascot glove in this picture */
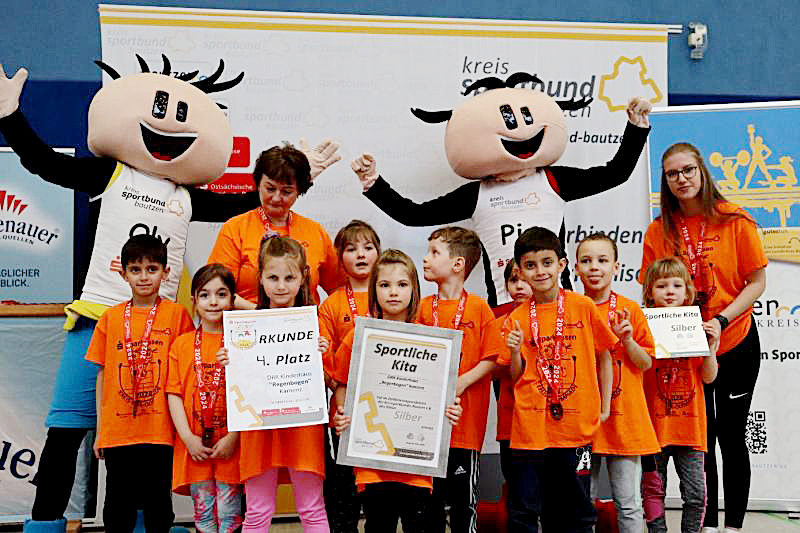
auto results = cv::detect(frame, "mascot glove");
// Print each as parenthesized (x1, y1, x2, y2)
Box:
(626, 96, 651, 128)
(300, 138, 342, 180)
(351, 153, 379, 192)
(0, 65, 28, 119)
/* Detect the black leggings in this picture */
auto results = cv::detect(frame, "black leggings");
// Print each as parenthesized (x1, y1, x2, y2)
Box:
(31, 427, 93, 520)
(703, 317, 760, 529)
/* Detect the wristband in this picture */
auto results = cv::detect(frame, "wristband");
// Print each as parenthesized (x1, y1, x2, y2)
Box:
(714, 314, 729, 330)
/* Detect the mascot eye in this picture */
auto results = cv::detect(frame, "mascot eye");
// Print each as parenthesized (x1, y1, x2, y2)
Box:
(521, 107, 534, 125)
(176, 101, 188, 122)
(499, 104, 518, 130)
(152, 90, 169, 119)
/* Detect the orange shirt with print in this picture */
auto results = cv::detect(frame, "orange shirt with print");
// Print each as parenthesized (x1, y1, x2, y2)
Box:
(417, 293, 496, 451)
(208, 208, 344, 304)
(332, 330, 433, 491)
(86, 300, 194, 449)
(482, 315, 513, 441)
(640, 202, 768, 355)
(642, 356, 707, 451)
(167, 330, 240, 495)
(497, 291, 617, 450)
(592, 293, 660, 456)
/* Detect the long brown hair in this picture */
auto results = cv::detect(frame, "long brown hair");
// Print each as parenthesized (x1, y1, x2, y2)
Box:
(257, 236, 312, 309)
(641, 256, 697, 308)
(658, 142, 747, 251)
(367, 249, 420, 322)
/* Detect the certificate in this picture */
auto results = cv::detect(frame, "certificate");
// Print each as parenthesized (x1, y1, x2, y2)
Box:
(642, 306, 711, 359)
(223, 306, 327, 431)
(337, 317, 462, 478)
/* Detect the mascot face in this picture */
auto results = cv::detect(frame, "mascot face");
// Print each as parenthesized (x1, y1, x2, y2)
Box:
(87, 73, 232, 185)
(444, 88, 567, 179)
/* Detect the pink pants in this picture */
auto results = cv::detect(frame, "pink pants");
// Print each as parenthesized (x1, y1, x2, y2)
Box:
(242, 468, 329, 532)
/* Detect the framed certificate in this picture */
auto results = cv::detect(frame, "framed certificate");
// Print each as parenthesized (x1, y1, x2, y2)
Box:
(223, 306, 327, 431)
(642, 305, 711, 359)
(337, 317, 462, 478)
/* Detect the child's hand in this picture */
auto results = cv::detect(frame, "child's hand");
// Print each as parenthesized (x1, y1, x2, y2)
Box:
(216, 346, 230, 366)
(185, 434, 213, 462)
(319, 336, 330, 354)
(93, 438, 104, 460)
(505, 320, 523, 353)
(333, 405, 351, 435)
(612, 309, 633, 341)
(445, 397, 463, 426)
(210, 432, 238, 460)
(702, 321, 720, 355)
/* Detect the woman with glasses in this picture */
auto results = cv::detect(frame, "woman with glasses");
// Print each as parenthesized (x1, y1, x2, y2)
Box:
(639, 142, 767, 533)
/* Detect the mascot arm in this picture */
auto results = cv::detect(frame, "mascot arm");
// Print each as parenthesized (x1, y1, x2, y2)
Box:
(188, 188, 260, 223)
(550, 122, 650, 202)
(0, 109, 116, 197)
(364, 176, 480, 226)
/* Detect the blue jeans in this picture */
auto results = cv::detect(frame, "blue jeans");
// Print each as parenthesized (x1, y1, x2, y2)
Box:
(507, 446, 596, 533)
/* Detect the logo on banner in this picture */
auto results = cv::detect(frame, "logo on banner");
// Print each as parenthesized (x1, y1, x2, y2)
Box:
(0, 189, 61, 248)
(597, 56, 663, 111)
(753, 297, 800, 329)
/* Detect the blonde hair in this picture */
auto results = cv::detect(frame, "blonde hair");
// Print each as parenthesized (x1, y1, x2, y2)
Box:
(257, 236, 312, 309)
(641, 256, 696, 307)
(368, 249, 420, 322)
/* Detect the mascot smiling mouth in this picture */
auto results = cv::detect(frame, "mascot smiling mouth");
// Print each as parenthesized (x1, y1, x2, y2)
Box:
(501, 128, 545, 160)
(140, 121, 198, 161)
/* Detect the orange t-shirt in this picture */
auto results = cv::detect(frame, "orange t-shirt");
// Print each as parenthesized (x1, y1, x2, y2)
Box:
(497, 291, 618, 450)
(417, 293, 496, 451)
(332, 330, 433, 491)
(642, 356, 707, 451)
(86, 300, 194, 449)
(166, 330, 240, 494)
(640, 202, 768, 355)
(482, 315, 513, 441)
(591, 294, 660, 456)
(208, 208, 344, 304)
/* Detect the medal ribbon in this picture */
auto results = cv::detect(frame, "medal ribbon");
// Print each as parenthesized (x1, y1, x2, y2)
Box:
(123, 298, 161, 417)
(530, 289, 566, 408)
(193, 328, 224, 430)
(678, 217, 706, 294)
(432, 290, 468, 329)
(607, 291, 618, 327)
(257, 207, 291, 239)
(344, 282, 369, 320)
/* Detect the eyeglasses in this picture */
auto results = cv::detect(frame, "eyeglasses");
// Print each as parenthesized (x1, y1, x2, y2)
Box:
(665, 165, 699, 182)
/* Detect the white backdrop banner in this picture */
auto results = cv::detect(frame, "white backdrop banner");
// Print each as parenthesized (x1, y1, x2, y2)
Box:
(97, 4, 667, 459)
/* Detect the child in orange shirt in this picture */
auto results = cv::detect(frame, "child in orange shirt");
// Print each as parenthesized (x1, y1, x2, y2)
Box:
(418, 226, 497, 533)
(167, 264, 242, 533)
(318, 220, 380, 532)
(575, 233, 660, 533)
(331, 249, 462, 532)
(86, 234, 194, 532)
(500, 227, 616, 533)
(217, 236, 330, 532)
(640, 257, 718, 533)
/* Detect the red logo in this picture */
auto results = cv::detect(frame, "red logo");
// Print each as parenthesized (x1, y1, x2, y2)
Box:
(0, 190, 28, 215)
(228, 137, 250, 168)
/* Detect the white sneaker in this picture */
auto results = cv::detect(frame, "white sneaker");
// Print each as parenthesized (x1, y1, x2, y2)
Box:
(700, 528, 719, 533)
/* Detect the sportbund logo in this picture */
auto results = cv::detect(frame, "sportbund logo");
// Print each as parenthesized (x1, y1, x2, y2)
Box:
(0, 189, 61, 247)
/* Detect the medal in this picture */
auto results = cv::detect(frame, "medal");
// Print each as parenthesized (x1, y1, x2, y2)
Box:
(123, 298, 161, 417)
(679, 217, 708, 309)
(257, 206, 291, 239)
(202, 428, 215, 447)
(531, 289, 566, 421)
(549, 402, 564, 421)
(194, 328, 224, 445)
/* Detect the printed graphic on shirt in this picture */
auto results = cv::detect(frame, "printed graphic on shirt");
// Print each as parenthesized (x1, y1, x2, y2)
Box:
(532, 335, 578, 411)
(115, 341, 166, 414)
(652, 358, 697, 418)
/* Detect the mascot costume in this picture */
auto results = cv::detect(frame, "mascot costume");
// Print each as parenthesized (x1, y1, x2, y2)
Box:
(352, 72, 651, 309)
(0, 57, 339, 531)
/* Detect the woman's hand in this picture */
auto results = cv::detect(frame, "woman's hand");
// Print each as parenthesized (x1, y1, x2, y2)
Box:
(216, 346, 230, 366)
(233, 293, 257, 310)
(300, 138, 341, 180)
(333, 405, 351, 435)
(626, 97, 652, 128)
(351, 153, 379, 191)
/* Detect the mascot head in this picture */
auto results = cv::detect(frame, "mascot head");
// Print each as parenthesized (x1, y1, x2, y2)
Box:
(88, 54, 244, 185)
(411, 72, 591, 180)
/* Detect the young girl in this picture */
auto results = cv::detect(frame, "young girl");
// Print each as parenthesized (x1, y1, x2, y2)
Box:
(574, 233, 660, 533)
(167, 263, 242, 533)
(219, 236, 330, 532)
(330, 249, 462, 532)
(641, 257, 718, 533)
(319, 220, 381, 532)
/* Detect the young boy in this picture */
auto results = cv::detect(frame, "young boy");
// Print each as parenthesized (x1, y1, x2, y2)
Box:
(575, 232, 660, 533)
(499, 227, 615, 533)
(319, 219, 380, 533)
(418, 226, 497, 533)
(86, 234, 194, 532)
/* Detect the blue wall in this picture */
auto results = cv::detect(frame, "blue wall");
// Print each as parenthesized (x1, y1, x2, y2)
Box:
(2, 1, 799, 99)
